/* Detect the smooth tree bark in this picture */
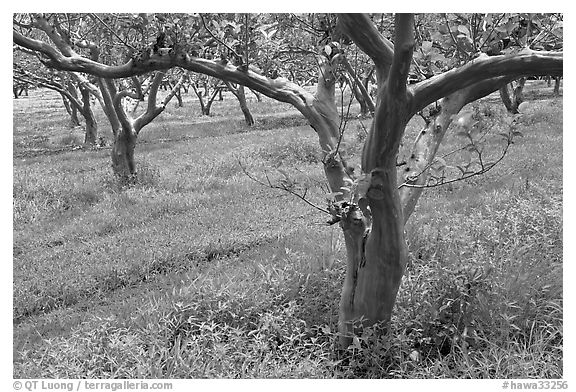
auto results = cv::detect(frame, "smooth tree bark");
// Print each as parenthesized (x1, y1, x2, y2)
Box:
(61, 81, 81, 126)
(554, 76, 561, 96)
(225, 82, 255, 126)
(14, 13, 563, 347)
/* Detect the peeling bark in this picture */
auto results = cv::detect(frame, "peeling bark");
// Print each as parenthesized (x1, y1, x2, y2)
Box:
(336, 14, 414, 347)
(225, 82, 255, 126)
(401, 76, 513, 222)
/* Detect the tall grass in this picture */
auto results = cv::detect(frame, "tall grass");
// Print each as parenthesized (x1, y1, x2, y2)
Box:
(13, 83, 562, 378)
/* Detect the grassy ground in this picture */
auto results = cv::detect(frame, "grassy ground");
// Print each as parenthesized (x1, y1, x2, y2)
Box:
(13, 81, 562, 378)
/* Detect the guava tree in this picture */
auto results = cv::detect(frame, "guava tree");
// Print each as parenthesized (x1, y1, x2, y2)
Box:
(14, 13, 562, 347)
(13, 13, 186, 181)
(13, 51, 99, 144)
(418, 13, 563, 113)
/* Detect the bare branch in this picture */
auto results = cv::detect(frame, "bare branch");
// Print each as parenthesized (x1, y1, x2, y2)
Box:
(398, 135, 513, 190)
(411, 50, 563, 114)
(238, 158, 332, 216)
(89, 13, 135, 50)
(338, 14, 394, 80)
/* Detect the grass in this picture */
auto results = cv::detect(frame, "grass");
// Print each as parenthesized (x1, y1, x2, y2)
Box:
(13, 81, 562, 378)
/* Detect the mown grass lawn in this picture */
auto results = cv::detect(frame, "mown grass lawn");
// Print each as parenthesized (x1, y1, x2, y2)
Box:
(13, 82, 562, 378)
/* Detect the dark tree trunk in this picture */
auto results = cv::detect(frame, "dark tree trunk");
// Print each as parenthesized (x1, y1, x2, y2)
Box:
(61, 93, 81, 127)
(82, 109, 98, 145)
(554, 77, 561, 96)
(237, 85, 255, 126)
(499, 78, 526, 114)
(13, 85, 29, 98)
(175, 88, 183, 107)
(111, 127, 137, 184)
(353, 82, 370, 116)
(63, 82, 82, 127)
(80, 87, 98, 145)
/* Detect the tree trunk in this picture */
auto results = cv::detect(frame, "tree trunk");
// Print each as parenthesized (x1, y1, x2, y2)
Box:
(338, 121, 408, 348)
(63, 82, 82, 127)
(175, 88, 183, 107)
(83, 111, 98, 145)
(80, 87, 98, 145)
(111, 127, 137, 184)
(61, 93, 81, 127)
(237, 85, 255, 126)
(250, 88, 262, 102)
(349, 77, 370, 116)
(513, 78, 526, 108)
(499, 78, 525, 114)
(553, 77, 561, 96)
(335, 14, 415, 348)
(499, 83, 516, 113)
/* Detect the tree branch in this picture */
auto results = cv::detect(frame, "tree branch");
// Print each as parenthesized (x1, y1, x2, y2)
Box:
(340, 56, 375, 114)
(133, 71, 186, 132)
(387, 14, 415, 96)
(338, 14, 394, 81)
(410, 50, 563, 114)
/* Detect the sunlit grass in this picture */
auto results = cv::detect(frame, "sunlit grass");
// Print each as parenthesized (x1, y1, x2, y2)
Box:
(13, 83, 562, 378)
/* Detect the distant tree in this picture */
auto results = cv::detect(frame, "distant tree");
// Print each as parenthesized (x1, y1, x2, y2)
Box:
(13, 14, 186, 180)
(14, 13, 562, 348)
(13, 63, 99, 144)
(189, 73, 225, 115)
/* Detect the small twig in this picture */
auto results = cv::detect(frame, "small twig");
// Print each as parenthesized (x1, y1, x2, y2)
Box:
(238, 158, 331, 215)
(89, 13, 135, 50)
(399, 136, 513, 189)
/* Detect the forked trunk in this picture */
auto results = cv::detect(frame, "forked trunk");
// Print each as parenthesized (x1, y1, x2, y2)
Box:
(302, 52, 408, 347)
(499, 78, 526, 114)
